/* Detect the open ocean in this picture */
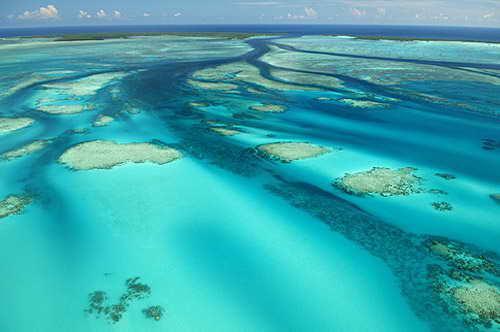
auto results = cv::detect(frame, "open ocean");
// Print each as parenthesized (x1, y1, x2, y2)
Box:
(1, 24, 500, 41)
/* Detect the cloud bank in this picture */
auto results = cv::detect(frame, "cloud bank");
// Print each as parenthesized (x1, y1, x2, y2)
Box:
(18, 5, 59, 20)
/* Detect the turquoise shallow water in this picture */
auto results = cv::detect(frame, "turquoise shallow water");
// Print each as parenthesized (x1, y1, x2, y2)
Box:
(0, 34, 499, 332)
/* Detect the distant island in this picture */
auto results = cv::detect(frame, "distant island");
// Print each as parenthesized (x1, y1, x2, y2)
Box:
(36, 31, 277, 41)
(11, 31, 497, 44)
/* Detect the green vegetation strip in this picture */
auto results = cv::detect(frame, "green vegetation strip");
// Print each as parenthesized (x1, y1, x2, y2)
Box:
(51, 32, 278, 42)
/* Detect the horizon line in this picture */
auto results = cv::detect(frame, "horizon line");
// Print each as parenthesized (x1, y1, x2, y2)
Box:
(1, 23, 500, 30)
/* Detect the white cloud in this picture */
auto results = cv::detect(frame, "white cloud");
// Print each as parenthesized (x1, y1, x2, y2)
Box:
(173, 12, 182, 17)
(78, 10, 91, 19)
(18, 4, 59, 20)
(143, 12, 151, 17)
(350, 7, 366, 17)
(92, 9, 121, 19)
(18, 11, 33, 20)
(40, 5, 58, 18)
(281, 7, 318, 20)
(96, 9, 107, 18)
(483, 12, 495, 19)
(304, 7, 318, 18)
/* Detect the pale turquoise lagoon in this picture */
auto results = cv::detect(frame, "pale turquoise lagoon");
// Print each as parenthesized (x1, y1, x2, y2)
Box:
(0, 33, 499, 332)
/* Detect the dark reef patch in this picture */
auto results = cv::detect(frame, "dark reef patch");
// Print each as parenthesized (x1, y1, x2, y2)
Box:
(432, 201, 453, 212)
(85, 277, 164, 324)
(143, 305, 165, 321)
(265, 178, 499, 331)
(481, 138, 499, 151)
(435, 173, 456, 180)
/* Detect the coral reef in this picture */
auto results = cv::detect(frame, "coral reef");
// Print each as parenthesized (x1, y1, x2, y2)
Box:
(428, 265, 500, 329)
(452, 280, 500, 323)
(432, 201, 453, 212)
(86, 291, 107, 316)
(0, 117, 34, 135)
(334, 167, 423, 197)
(339, 98, 387, 108)
(85, 277, 160, 324)
(0, 194, 33, 219)
(257, 142, 330, 163)
(427, 239, 497, 274)
(249, 104, 287, 113)
(266, 177, 499, 331)
(93, 115, 114, 127)
(188, 79, 238, 91)
(142, 305, 165, 321)
(1, 140, 50, 161)
(58, 140, 182, 170)
(427, 238, 500, 329)
(36, 103, 94, 115)
(122, 277, 151, 302)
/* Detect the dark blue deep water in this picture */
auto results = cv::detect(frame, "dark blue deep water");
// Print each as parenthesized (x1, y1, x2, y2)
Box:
(1, 24, 500, 42)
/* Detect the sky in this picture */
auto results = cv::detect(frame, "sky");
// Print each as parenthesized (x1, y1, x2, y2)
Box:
(0, 1, 499, 28)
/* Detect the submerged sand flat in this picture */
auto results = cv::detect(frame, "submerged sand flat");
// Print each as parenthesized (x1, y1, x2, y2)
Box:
(42, 72, 127, 97)
(32, 72, 127, 115)
(257, 142, 330, 162)
(192, 61, 315, 92)
(58, 140, 182, 170)
(0, 117, 34, 135)
(263, 44, 500, 87)
(0, 74, 48, 100)
(1, 140, 50, 160)
(270, 68, 344, 90)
